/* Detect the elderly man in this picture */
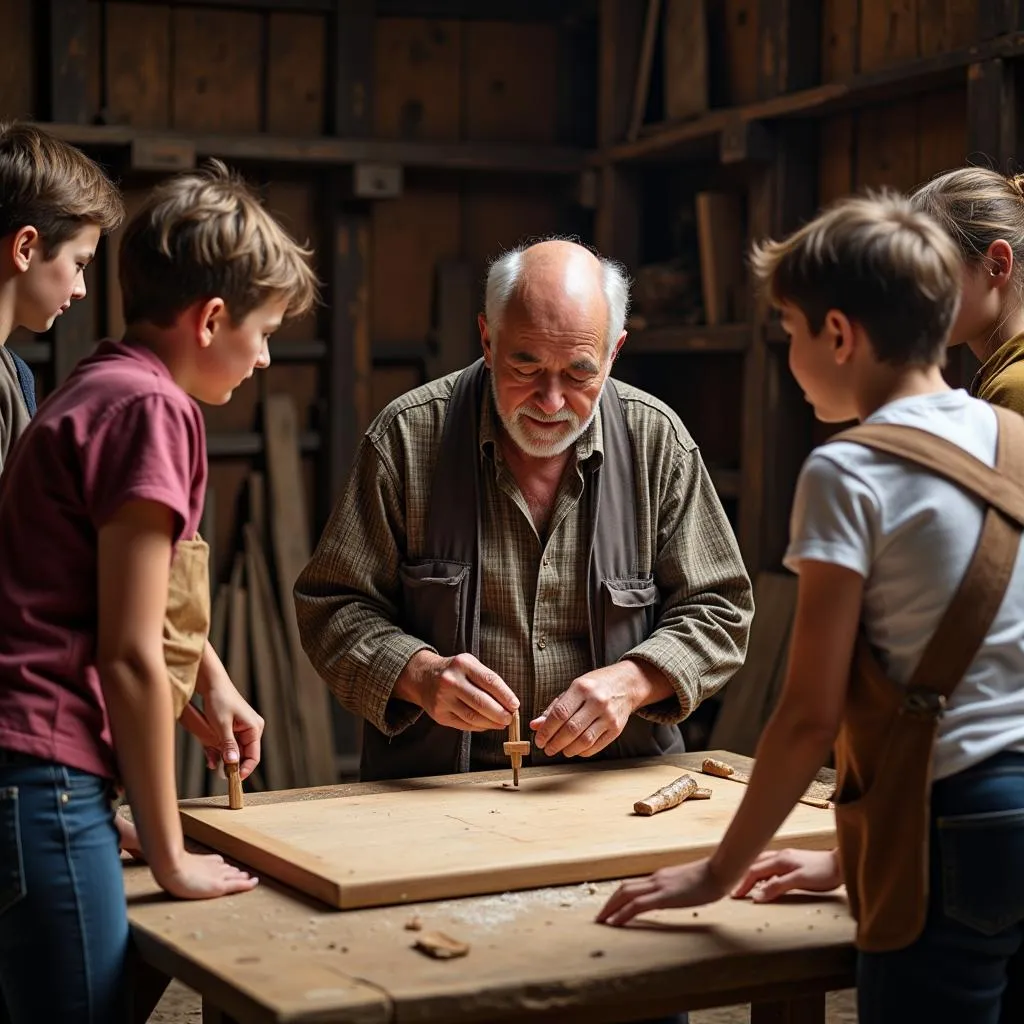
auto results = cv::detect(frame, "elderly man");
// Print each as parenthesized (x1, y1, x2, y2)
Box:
(295, 238, 752, 782)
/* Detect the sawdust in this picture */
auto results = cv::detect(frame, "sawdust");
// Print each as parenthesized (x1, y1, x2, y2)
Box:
(432, 882, 605, 930)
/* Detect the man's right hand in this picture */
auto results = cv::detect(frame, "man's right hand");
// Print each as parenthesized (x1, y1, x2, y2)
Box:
(393, 651, 518, 731)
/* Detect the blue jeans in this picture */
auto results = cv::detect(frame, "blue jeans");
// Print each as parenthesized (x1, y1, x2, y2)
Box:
(857, 750, 1024, 1024)
(0, 750, 129, 1023)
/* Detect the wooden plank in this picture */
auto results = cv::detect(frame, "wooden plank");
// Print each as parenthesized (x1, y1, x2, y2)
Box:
(429, 259, 477, 379)
(979, 0, 1024, 37)
(721, 0, 760, 105)
(327, 208, 372, 499)
(461, 186, 561, 280)
(464, 22, 559, 143)
(226, 554, 251, 706)
(263, 393, 336, 786)
(695, 192, 746, 324)
(371, 364, 423, 418)
(918, 0, 949, 56)
(709, 572, 798, 756)
(967, 60, 1017, 170)
(371, 190, 461, 345)
(627, 0, 663, 141)
(818, 114, 855, 203)
(598, 0, 646, 146)
(821, 0, 859, 80)
(855, 99, 920, 191)
(106, 3, 171, 129)
(374, 18, 461, 141)
(917, 86, 967, 181)
(758, 0, 822, 97)
(0, 0, 35, 119)
(46, 0, 89, 123)
(859, 0, 918, 74)
(244, 524, 302, 791)
(663, 0, 709, 122)
(180, 761, 836, 910)
(172, 8, 261, 133)
(330, 0, 374, 136)
(947, 0, 979, 48)
(267, 12, 326, 136)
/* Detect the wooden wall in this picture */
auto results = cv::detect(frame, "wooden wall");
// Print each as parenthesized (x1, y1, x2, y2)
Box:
(0, 1, 573, 587)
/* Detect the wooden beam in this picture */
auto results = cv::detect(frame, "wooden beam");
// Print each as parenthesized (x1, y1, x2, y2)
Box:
(598, 0, 646, 146)
(46, 0, 90, 124)
(979, 0, 1024, 39)
(330, 0, 374, 137)
(627, 0, 663, 142)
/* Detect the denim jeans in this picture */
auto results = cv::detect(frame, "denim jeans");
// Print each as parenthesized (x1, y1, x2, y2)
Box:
(857, 749, 1024, 1024)
(0, 749, 129, 1023)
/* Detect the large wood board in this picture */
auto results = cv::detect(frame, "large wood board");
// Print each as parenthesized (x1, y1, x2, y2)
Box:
(180, 762, 835, 910)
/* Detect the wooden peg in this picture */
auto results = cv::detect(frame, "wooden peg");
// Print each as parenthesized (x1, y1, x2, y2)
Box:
(226, 761, 244, 810)
(502, 710, 530, 788)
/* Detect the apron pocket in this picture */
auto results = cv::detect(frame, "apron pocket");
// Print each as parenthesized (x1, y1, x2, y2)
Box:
(938, 806, 1024, 935)
(399, 561, 470, 656)
(0, 787, 25, 918)
(602, 578, 658, 664)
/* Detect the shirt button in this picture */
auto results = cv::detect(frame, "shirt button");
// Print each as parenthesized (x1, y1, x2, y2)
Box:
(537, 636, 547, 650)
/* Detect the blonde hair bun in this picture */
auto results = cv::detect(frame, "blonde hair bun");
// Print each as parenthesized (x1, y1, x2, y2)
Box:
(1009, 173, 1024, 199)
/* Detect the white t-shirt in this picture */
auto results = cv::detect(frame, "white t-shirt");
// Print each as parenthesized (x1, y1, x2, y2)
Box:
(784, 389, 1024, 780)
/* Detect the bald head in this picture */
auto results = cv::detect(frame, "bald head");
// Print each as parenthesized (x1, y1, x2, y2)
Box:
(484, 237, 629, 356)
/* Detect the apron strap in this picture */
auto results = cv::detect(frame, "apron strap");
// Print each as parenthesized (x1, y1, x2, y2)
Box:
(830, 406, 1024, 699)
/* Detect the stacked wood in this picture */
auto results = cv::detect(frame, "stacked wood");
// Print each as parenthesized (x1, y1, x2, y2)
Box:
(176, 393, 338, 796)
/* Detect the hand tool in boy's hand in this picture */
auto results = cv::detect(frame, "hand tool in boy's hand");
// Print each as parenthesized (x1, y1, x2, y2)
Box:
(225, 761, 244, 810)
(502, 709, 530, 787)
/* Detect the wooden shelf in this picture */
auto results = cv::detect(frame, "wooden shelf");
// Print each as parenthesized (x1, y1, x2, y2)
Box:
(42, 123, 586, 176)
(597, 32, 1024, 166)
(626, 323, 750, 355)
(9, 340, 325, 367)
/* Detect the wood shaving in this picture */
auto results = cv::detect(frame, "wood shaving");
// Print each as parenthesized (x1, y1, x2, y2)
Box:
(413, 931, 470, 960)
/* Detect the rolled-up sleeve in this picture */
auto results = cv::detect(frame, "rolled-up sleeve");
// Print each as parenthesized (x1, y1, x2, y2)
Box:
(294, 436, 431, 736)
(626, 448, 753, 722)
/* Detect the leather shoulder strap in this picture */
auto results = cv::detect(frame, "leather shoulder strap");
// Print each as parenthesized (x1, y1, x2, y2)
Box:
(833, 406, 1024, 697)
(828, 415, 1024, 526)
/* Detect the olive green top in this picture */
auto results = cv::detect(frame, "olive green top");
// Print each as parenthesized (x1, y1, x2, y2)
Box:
(971, 332, 1024, 415)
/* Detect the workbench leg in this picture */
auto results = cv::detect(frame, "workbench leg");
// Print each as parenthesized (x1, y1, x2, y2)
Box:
(202, 1002, 242, 1024)
(750, 993, 826, 1024)
(127, 947, 171, 1024)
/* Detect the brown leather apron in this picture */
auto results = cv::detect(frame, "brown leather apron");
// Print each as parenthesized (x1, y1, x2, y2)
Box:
(163, 534, 211, 718)
(827, 406, 1024, 952)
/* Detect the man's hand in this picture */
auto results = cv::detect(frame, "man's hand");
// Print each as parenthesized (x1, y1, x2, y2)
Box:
(731, 848, 843, 903)
(184, 641, 264, 780)
(531, 660, 674, 758)
(596, 858, 727, 927)
(393, 650, 518, 731)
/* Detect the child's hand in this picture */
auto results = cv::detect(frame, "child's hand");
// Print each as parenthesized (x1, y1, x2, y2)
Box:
(114, 810, 144, 861)
(731, 848, 842, 903)
(156, 852, 259, 900)
(596, 857, 726, 926)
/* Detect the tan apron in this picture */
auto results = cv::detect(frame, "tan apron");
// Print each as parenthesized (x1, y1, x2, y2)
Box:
(163, 535, 211, 718)
(827, 406, 1024, 953)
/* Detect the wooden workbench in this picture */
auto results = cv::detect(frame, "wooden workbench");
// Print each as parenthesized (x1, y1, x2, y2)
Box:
(127, 753, 856, 1024)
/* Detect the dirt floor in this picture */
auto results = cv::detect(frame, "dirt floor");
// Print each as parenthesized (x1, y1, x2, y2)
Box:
(149, 979, 859, 1022)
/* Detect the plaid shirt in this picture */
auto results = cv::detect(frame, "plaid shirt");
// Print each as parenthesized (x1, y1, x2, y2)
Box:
(295, 369, 753, 768)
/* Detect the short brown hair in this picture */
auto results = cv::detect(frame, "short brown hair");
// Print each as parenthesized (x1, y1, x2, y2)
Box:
(0, 121, 124, 254)
(119, 160, 318, 327)
(750, 190, 962, 366)
(911, 166, 1024, 288)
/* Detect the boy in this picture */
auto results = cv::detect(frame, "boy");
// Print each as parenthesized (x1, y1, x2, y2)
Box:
(0, 159, 317, 1023)
(0, 121, 123, 470)
(598, 191, 1024, 1024)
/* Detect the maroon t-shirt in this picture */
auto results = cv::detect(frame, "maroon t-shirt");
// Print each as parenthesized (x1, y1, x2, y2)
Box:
(0, 341, 206, 779)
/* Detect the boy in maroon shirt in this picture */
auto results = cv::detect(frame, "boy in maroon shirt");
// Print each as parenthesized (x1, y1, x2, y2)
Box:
(0, 160, 318, 1023)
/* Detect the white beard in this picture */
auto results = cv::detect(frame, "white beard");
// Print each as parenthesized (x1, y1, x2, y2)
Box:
(491, 373, 606, 458)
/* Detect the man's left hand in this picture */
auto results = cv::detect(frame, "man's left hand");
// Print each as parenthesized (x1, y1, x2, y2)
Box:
(530, 660, 673, 758)
(596, 858, 726, 927)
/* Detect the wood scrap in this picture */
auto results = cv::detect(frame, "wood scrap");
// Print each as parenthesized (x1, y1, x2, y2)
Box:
(404, 915, 423, 931)
(699, 758, 835, 810)
(502, 710, 530, 788)
(226, 762, 244, 810)
(413, 932, 469, 960)
(633, 773, 699, 816)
